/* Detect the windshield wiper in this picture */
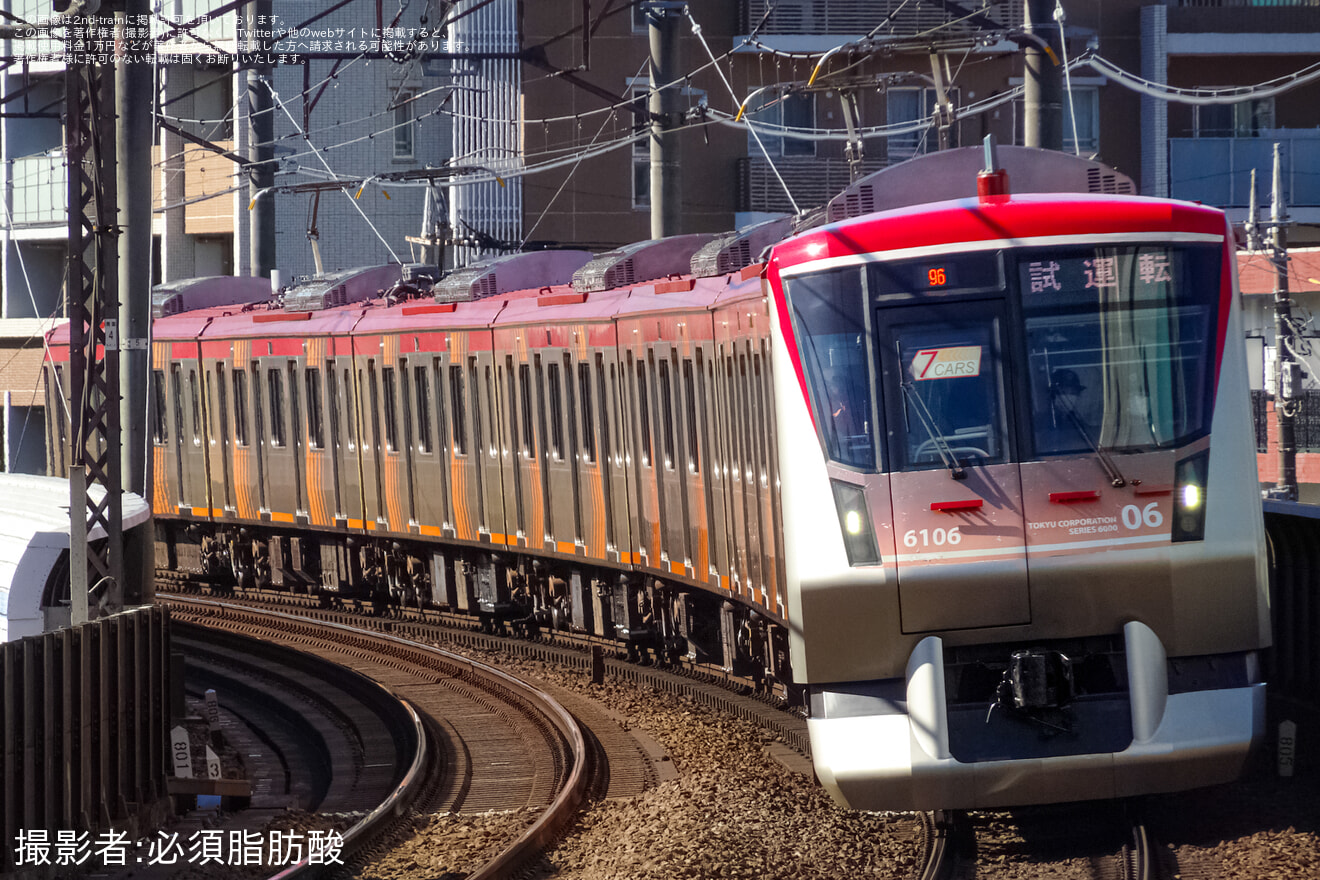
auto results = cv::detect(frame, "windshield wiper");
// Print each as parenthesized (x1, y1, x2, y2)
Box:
(901, 381, 966, 480)
(1051, 390, 1126, 488)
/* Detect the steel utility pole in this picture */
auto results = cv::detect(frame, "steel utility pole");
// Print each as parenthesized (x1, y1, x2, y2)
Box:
(118, 0, 153, 504)
(1023, 0, 1063, 150)
(67, 10, 123, 623)
(647, 1, 683, 239)
(1270, 143, 1299, 500)
(247, 0, 277, 280)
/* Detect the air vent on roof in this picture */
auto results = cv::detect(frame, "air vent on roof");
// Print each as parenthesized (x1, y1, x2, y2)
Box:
(571, 233, 715, 293)
(1086, 167, 1133, 195)
(690, 216, 791, 278)
(282, 265, 402, 312)
(150, 276, 272, 318)
(434, 250, 594, 303)
(824, 146, 1138, 222)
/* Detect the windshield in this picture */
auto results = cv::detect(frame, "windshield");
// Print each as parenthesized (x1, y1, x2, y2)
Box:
(890, 312, 1009, 471)
(783, 267, 878, 471)
(1019, 245, 1221, 456)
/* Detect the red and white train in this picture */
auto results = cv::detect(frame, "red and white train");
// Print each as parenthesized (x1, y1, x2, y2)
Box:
(46, 145, 1269, 810)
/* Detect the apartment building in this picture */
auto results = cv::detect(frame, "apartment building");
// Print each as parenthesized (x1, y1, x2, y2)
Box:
(0, 0, 454, 472)
(520, 0, 1320, 247)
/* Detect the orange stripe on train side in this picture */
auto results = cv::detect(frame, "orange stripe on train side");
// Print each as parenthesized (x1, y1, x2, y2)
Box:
(348, 519, 365, 530)
(270, 511, 296, 523)
(669, 560, 685, 576)
(489, 533, 507, 545)
(556, 541, 577, 555)
(418, 524, 441, 537)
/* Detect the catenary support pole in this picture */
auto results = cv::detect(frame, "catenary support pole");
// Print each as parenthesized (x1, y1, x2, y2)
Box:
(1023, 0, 1063, 150)
(647, 1, 683, 239)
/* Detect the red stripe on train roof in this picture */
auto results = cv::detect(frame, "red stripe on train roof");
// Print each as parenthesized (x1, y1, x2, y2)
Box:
(773, 194, 1224, 272)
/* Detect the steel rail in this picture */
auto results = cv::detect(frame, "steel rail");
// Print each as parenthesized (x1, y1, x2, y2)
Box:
(168, 595, 589, 880)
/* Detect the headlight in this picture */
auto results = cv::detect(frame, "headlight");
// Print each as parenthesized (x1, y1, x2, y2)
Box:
(1172, 450, 1208, 542)
(831, 480, 881, 565)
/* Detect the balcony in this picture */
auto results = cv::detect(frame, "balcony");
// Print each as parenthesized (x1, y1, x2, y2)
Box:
(737, 156, 884, 214)
(738, 0, 1019, 36)
(1168, 133, 1320, 211)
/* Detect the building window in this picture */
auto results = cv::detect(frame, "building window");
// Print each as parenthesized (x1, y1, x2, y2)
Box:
(393, 93, 415, 159)
(745, 91, 815, 157)
(632, 88, 650, 208)
(1063, 87, 1100, 156)
(1195, 97, 1274, 138)
(887, 87, 959, 160)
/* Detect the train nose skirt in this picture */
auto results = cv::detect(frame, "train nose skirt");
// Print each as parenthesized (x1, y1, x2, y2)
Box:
(806, 621, 1266, 811)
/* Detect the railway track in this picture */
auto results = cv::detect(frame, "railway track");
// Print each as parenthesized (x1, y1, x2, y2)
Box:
(948, 804, 1159, 880)
(164, 586, 971, 880)
(168, 594, 593, 879)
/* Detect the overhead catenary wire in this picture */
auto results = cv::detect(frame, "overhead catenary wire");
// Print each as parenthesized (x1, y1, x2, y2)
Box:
(687, 8, 800, 215)
(262, 78, 403, 263)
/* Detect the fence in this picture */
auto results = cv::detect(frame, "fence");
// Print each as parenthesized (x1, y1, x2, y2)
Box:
(0, 605, 172, 872)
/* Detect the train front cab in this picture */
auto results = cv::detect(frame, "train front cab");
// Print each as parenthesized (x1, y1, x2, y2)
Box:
(769, 195, 1270, 811)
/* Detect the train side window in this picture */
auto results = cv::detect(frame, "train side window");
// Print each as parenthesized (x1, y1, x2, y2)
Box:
(534, 356, 548, 460)
(449, 364, 467, 455)
(782, 266, 878, 471)
(596, 356, 611, 464)
(519, 363, 534, 456)
(382, 366, 399, 452)
(474, 359, 488, 457)
(706, 357, 719, 473)
(414, 365, 433, 453)
(683, 358, 699, 474)
(188, 368, 202, 445)
(505, 358, 519, 456)
(251, 362, 265, 446)
(151, 369, 168, 444)
(739, 354, 753, 480)
(52, 365, 68, 456)
(215, 363, 229, 443)
(657, 355, 675, 470)
(636, 357, 652, 467)
(287, 363, 302, 448)
(610, 362, 621, 460)
(232, 369, 249, 445)
(753, 353, 768, 484)
(577, 361, 595, 463)
(548, 361, 564, 461)
(342, 368, 356, 449)
(326, 362, 342, 451)
(306, 368, 325, 449)
(267, 369, 286, 447)
(367, 365, 383, 452)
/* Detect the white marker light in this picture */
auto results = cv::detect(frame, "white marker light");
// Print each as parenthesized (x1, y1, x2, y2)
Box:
(1181, 483, 1201, 510)
(845, 510, 862, 535)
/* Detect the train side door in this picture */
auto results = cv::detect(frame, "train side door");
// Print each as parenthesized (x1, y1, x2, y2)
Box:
(256, 357, 305, 524)
(540, 351, 578, 554)
(878, 300, 1031, 633)
(301, 359, 336, 527)
(173, 357, 211, 515)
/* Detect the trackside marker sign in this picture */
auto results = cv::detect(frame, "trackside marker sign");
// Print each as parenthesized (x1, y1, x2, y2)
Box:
(912, 346, 982, 380)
